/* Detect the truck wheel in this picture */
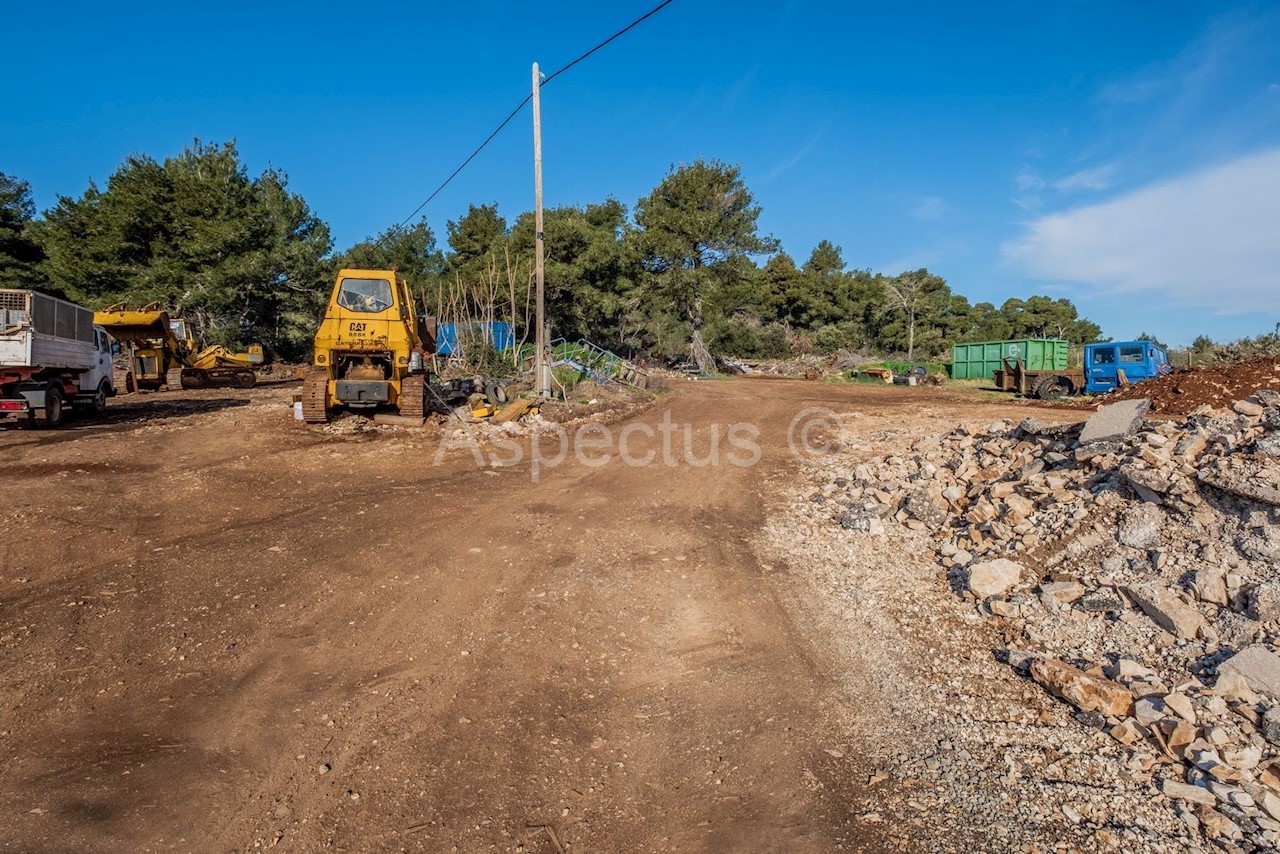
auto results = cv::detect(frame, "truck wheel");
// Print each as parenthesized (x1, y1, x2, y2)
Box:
(1035, 376, 1073, 400)
(90, 380, 110, 416)
(38, 385, 66, 428)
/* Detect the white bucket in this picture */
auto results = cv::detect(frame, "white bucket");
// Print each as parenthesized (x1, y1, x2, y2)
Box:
(293, 401, 304, 421)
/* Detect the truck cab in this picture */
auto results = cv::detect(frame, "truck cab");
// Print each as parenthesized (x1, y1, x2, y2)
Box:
(1084, 341, 1170, 394)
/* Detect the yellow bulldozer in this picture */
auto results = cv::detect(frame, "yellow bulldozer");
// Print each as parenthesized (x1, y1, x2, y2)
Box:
(302, 268, 436, 423)
(94, 303, 263, 390)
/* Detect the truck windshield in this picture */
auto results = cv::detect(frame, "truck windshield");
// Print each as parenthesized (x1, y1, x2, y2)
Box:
(337, 278, 394, 313)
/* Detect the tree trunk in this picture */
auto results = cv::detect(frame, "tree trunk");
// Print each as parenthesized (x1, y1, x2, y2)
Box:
(907, 307, 915, 361)
(690, 281, 714, 374)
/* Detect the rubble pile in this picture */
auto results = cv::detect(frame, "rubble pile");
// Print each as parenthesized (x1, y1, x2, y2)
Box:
(1102, 358, 1280, 416)
(822, 392, 1280, 850)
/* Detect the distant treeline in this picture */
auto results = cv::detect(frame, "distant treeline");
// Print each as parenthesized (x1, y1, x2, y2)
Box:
(2, 140, 1103, 367)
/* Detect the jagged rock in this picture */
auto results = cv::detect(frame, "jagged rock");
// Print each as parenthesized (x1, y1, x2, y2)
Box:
(1125, 580, 1207, 639)
(1234, 399, 1266, 418)
(1247, 579, 1280, 622)
(1199, 462, 1280, 508)
(1162, 779, 1218, 807)
(1030, 658, 1134, 717)
(1213, 670, 1261, 704)
(1257, 433, 1280, 458)
(903, 489, 947, 530)
(967, 558, 1023, 599)
(1263, 706, 1280, 747)
(1219, 645, 1280, 699)
(1118, 503, 1163, 549)
(1134, 696, 1167, 725)
(1078, 399, 1151, 446)
(1191, 567, 1229, 606)
(988, 599, 1022, 618)
(1078, 587, 1125, 614)
(1121, 464, 1173, 503)
(1164, 692, 1196, 723)
(1215, 611, 1262, 650)
(1039, 580, 1084, 604)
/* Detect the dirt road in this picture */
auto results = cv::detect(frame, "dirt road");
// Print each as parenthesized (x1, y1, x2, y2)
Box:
(0, 379, 1059, 852)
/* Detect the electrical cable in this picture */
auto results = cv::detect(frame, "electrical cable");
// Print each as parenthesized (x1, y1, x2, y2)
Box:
(374, 0, 674, 248)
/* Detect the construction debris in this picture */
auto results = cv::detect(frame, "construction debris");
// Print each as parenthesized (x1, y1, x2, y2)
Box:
(788, 392, 1280, 851)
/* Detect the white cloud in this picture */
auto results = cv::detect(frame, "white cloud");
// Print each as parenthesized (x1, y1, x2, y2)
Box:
(1002, 149, 1280, 314)
(911, 196, 947, 221)
(1011, 167, 1045, 212)
(1054, 163, 1118, 192)
(1270, 82, 1280, 92)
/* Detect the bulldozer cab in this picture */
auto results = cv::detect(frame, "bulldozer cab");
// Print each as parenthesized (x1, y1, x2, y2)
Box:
(336, 277, 396, 314)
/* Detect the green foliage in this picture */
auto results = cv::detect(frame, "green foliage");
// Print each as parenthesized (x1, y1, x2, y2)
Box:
(1000, 296, 1102, 344)
(10, 143, 1109, 370)
(446, 203, 507, 274)
(38, 140, 331, 358)
(337, 218, 445, 301)
(705, 315, 789, 359)
(510, 199, 639, 347)
(630, 159, 777, 370)
(0, 173, 48, 292)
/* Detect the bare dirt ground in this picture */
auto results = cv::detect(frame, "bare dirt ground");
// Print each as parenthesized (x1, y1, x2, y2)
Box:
(0, 378, 1070, 853)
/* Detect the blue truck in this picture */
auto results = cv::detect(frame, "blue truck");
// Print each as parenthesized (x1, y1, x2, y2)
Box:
(992, 340, 1172, 399)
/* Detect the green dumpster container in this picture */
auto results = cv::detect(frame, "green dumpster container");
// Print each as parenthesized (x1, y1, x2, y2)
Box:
(949, 339, 1068, 380)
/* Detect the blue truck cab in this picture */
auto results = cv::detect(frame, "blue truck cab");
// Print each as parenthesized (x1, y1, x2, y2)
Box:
(1083, 341, 1171, 394)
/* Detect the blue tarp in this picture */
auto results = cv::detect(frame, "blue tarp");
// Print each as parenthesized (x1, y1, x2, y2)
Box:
(436, 322, 514, 356)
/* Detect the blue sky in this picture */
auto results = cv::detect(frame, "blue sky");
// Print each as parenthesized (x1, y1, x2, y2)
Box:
(5, 1, 1279, 345)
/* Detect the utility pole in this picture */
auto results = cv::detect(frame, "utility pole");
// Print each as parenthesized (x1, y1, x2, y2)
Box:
(532, 62, 551, 398)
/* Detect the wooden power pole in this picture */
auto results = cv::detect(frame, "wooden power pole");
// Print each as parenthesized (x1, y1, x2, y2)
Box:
(532, 62, 551, 398)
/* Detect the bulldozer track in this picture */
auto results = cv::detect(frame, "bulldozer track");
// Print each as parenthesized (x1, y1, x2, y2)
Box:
(302, 370, 329, 423)
(399, 373, 426, 419)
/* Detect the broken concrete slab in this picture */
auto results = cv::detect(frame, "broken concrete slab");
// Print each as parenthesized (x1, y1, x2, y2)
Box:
(1078, 399, 1150, 446)
(1124, 580, 1206, 640)
(1118, 504, 1163, 550)
(1218, 644, 1280, 699)
(1199, 463, 1280, 508)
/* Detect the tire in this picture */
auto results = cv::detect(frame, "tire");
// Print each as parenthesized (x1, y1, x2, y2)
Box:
(90, 380, 109, 417)
(38, 384, 65, 428)
(484, 381, 508, 406)
(1035, 376, 1073, 400)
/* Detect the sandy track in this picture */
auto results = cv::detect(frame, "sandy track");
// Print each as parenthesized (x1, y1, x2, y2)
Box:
(0, 378, 1058, 852)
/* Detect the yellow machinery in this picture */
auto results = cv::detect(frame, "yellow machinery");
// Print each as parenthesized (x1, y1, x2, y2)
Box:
(94, 303, 262, 390)
(302, 268, 436, 423)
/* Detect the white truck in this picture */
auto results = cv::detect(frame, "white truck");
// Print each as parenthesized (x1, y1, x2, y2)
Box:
(0, 289, 116, 428)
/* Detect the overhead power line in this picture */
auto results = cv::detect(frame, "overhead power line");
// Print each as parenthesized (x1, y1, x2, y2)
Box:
(375, 0, 675, 248)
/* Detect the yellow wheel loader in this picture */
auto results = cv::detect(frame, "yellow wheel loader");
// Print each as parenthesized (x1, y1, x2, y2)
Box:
(94, 303, 262, 390)
(302, 269, 436, 423)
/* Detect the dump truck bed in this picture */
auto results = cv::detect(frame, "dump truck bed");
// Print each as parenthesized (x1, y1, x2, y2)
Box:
(0, 289, 98, 371)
